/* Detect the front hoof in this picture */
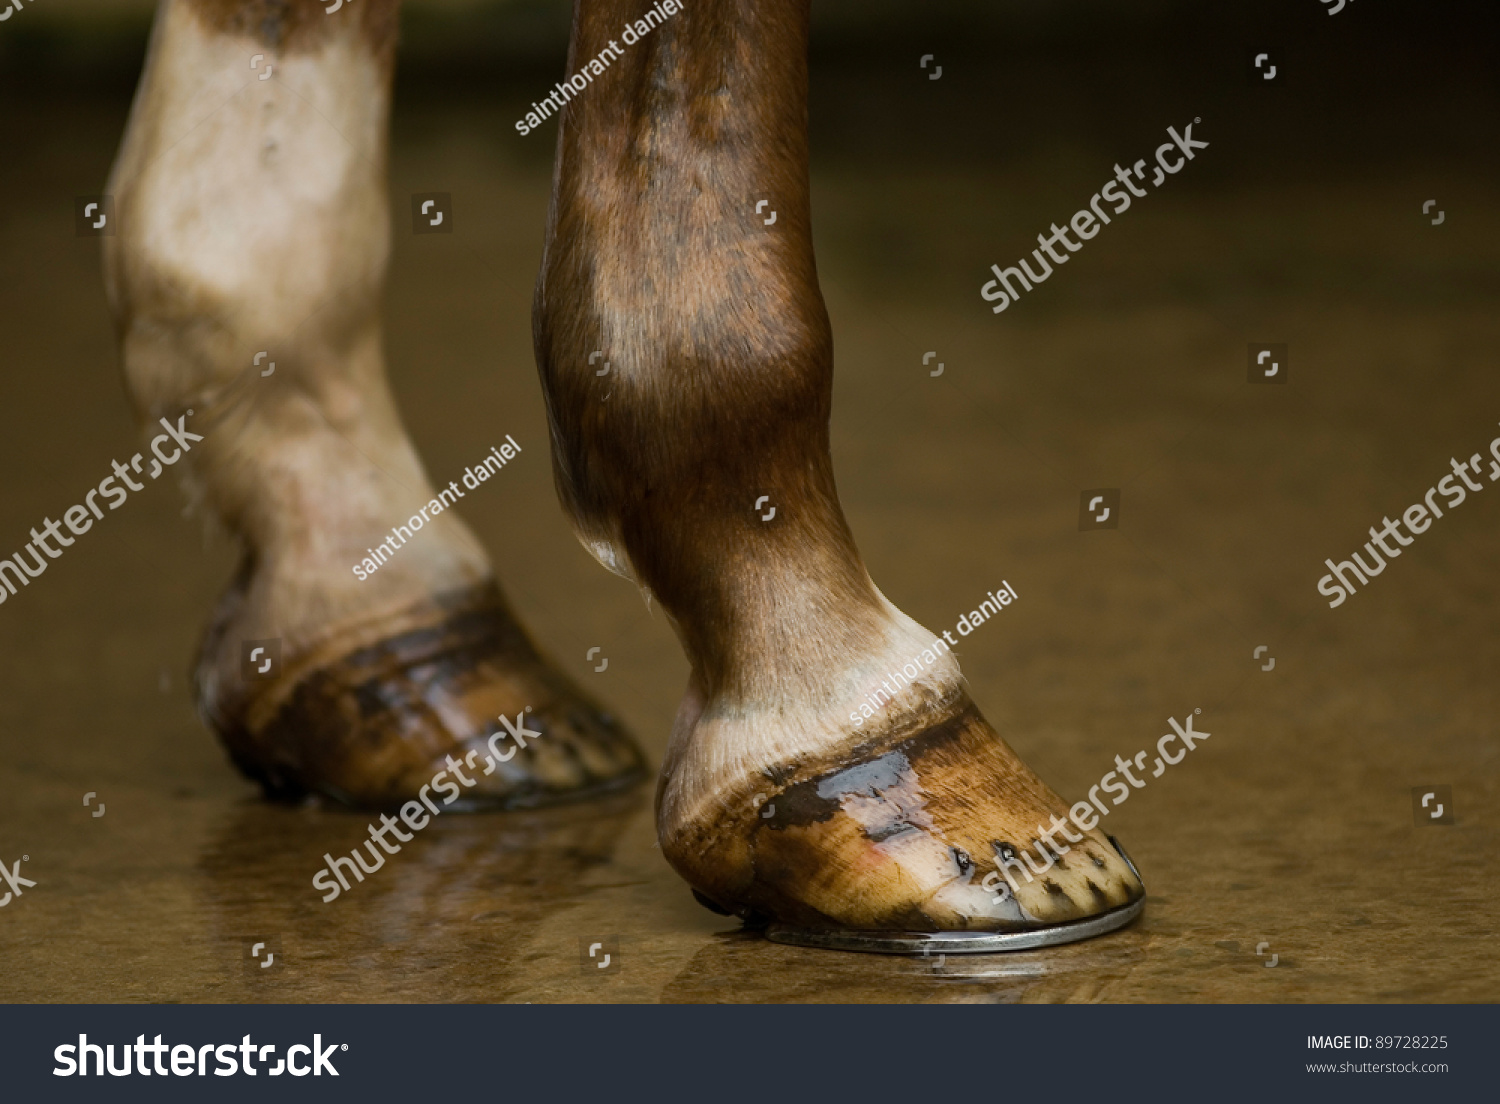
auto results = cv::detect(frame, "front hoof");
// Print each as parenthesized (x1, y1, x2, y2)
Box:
(664, 701, 1144, 938)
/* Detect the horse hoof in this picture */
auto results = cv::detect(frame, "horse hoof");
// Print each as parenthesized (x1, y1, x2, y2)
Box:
(200, 581, 648, 810)
(662, 699, 1145, 940)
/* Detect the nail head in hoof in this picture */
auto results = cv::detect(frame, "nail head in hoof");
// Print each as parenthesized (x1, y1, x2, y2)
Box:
(763, 836, 1145, 956)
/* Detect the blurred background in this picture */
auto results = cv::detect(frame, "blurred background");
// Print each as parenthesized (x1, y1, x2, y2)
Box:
(0, 0, 1497, 1002)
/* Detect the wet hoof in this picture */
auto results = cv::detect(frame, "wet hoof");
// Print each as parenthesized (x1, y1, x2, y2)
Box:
(199, 581, 647, 810)
(763, 844, 1144, 955)
(663, 701, 1144, 939)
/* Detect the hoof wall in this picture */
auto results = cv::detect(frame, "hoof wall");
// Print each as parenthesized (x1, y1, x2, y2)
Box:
(764, 837, 1145, 956)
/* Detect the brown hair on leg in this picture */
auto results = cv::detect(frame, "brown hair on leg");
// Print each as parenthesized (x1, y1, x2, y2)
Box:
(535, 0, 890, 703)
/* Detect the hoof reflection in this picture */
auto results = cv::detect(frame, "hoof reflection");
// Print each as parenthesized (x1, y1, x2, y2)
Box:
(196, 789, 645, 1000)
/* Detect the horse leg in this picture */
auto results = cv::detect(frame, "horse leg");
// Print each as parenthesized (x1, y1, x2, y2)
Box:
(534, 0, 1143, 930)
(103, 0, 644, 808)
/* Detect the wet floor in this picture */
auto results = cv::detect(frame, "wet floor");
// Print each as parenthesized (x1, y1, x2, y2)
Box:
(2, 24, 1499, 1001)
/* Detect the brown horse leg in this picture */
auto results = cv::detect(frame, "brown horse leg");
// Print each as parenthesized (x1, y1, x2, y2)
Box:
(535, 0, 1142, 931)
(103, 0, 643, 808)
